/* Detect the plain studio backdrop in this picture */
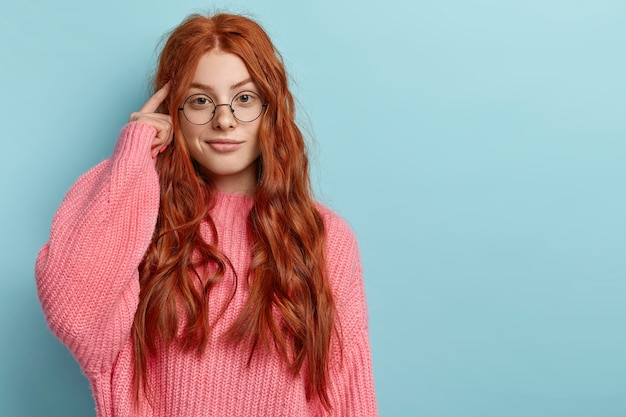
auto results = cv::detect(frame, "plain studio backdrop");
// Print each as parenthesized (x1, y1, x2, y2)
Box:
(1, 1, 625, 416)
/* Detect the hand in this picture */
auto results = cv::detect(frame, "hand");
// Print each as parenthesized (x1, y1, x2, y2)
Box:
(129, 81, 173, 158)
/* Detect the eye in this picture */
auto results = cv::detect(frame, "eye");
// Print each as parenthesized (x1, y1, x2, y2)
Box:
(234, 92, 258, 106)
(187, 94, 213, 109)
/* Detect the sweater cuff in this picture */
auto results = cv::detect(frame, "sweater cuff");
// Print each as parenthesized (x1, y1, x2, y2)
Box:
(112, 122, 158, 171)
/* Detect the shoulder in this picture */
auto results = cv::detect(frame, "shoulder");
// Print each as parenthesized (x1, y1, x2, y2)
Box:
(315, 203, 359, 251)
(315, 204, 369, 329)
(315, 203, 361, 278)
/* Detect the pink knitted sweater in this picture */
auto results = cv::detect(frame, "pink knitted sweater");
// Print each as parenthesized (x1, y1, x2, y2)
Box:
(35, 122, 378, 417)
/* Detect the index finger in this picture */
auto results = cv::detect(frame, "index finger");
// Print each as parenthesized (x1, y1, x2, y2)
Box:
(139, 81, 171, 114)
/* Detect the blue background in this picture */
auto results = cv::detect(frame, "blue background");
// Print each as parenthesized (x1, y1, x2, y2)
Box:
(1, 0, 625, 416)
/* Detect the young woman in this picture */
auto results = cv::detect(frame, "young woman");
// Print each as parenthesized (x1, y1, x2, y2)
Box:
(35, 13, 377, 417)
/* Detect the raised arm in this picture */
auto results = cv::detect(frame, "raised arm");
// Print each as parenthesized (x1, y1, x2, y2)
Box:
(35, 84, 173, 377)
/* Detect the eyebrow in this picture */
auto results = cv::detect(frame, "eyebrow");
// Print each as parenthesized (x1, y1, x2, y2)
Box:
(189, 78, 255, 92)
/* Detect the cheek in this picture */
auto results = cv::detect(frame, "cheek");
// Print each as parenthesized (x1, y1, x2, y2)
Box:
(250, 122, 262, 147)
(178, 125, 202, 148)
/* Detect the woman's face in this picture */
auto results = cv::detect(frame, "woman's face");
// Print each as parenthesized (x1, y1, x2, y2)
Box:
(179, 50, 263, 195)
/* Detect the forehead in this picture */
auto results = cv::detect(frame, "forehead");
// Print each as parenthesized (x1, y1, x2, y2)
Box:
(191, 50, 251, 90)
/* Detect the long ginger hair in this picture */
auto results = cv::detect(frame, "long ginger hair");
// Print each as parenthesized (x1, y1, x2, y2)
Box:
(131, 13, 336, 409)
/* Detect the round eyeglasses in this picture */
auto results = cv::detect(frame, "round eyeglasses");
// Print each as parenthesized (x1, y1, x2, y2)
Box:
(178, 91, 268, 124)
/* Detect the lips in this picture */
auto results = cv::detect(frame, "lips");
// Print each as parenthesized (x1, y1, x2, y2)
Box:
(205, 139, 244, 152)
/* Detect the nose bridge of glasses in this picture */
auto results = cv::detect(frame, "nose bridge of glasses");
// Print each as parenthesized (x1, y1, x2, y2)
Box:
(213, 102, 235, 115)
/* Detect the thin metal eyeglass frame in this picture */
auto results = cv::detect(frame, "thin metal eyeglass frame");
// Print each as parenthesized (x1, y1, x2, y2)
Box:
(177, 91, 268, 124)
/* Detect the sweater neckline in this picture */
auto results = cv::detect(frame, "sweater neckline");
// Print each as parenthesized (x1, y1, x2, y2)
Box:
(213, 188, 255, 202)
(211, 189, 255, 217)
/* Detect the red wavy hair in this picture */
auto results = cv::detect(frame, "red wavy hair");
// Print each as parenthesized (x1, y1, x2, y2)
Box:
(131, 13, 337, 409)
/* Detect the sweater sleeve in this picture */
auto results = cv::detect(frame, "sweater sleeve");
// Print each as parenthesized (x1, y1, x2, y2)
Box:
(35, 122, 160, 377)
(322, 210, 379, 416)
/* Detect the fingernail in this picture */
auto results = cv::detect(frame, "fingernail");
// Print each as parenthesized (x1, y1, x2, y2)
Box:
(160, 145, 167, 153)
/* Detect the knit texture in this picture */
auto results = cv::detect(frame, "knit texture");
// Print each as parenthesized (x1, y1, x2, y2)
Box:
(35, 122, 378, 417)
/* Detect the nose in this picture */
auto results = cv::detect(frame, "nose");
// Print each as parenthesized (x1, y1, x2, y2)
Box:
(212, 103, 237, 129)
